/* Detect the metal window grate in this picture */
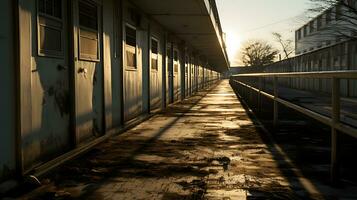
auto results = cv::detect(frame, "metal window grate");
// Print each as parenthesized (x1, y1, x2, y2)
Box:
(151, 39, 158, 70)
(37, 0, 63, 57)
(39, 0, 62, 19)
(79, 1, 98, 30)
(78, 0, 99, 61)
(126, 26, 136, 48)
(174, 50, 178, 61)
(151, 39, 158, 54)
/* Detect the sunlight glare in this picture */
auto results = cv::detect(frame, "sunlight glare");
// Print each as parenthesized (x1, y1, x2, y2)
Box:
(225, 31, 241, 65)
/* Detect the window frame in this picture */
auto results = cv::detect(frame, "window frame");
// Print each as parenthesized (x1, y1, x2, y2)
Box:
(36, 0, 65, 58)
(78, 0, 101, 62)
(185, 56, 189, 75)
(150, 37, 159, 71)
(173, 49, 179, 73)
(326, 9, 332, 24)
(309, 21, 315, 33)
(125, 23, 137, 70)
(317, 16, 322, 30)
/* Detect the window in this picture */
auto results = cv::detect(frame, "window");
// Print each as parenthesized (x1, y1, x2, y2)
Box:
(126, 25, 137, 69)
(309, 21, 315, 33)
(151, 38, 158, 70)
(37, 0, 63, 57)
(297, 29, 301, 40)
(326, 9, 332, 24)
(317, 16, 322, 30)
(78, 0, 99, 61)
(185, 56, 189, 74)
(38, 0, 62, 18)
(336, 5, 342, 20)
(167, 48, 171, 59)
(303, 25, 307, 37)
(173, 50, 178, 73)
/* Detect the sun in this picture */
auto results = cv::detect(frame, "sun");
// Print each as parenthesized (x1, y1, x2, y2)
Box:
(225, 31, 241, 64)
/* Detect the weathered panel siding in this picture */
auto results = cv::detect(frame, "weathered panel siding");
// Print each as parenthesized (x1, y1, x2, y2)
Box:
(149, 23, 163, 110)
(103, 0, 115, 130)
(141, 27, 150, 114)
(122, 0, 147, 121)
(124, 69, 142, 121)
(0, 0, 16, 181)
(74, 61, 104, 143)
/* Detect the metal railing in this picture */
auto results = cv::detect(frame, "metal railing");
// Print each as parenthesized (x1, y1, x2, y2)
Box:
(230, 70, 357, 184)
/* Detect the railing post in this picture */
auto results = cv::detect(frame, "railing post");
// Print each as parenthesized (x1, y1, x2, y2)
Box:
(273, 77, 279, 127)
(331, 77, 341, 185)
(258, 77, 262, 113)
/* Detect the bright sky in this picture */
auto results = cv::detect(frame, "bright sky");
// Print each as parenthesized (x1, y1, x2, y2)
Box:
(216, 0, 312, 66)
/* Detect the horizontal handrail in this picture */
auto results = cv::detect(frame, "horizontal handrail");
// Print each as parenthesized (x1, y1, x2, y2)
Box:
(231, 79, 357, 139)
(230, 72, 357, 183)
(232, 70, 357, 79)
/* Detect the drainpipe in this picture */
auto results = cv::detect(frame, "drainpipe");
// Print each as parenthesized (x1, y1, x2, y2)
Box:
(14, 0, 23, 179)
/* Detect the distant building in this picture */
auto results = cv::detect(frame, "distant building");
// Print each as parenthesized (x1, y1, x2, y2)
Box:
(227, 66, 266, 76)
(295, 0, 357, 55)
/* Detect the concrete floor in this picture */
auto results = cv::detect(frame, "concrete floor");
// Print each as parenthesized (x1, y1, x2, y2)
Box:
(11, 80, 357, 200)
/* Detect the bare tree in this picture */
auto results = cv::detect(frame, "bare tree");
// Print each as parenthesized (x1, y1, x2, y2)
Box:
(272, 32, 294, 59)
(241, 40, 279, 67)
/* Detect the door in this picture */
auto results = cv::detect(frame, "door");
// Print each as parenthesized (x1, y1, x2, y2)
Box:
(173, 49, 180, 101)
(150, 37, 161, 110)
(123, 24, 142, 121)
(24, 0, 71, 171)
(73, 0, 104, 144)
(185, 56, 189, 98)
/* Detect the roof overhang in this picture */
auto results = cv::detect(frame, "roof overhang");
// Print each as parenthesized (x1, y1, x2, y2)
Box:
(131, 0, 230, 72)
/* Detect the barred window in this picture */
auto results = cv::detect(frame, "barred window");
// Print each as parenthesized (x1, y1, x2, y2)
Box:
(126, 26, 136, 48)
(37, 0, 63, 57)
(174, 50, 178, 61)
(309, 21, 314, 33)
(79, 1, 98, 30)
(173, 50, 178, 73)
(151, 39, 158, 54)
(78, 0, 99, 61)
(151, 38, 158, 70)
(126, 25, 137, 69)
(38, 0, 62, 19)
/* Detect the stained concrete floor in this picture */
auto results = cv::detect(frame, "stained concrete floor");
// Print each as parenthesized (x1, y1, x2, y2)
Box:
(10, 80, 357, 200)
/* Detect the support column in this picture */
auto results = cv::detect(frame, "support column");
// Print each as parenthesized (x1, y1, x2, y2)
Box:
(273, 77, 279, 127)
(331, 77, 341, 184)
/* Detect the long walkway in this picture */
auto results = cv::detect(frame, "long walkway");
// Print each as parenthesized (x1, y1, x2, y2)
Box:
(16, 80, 357, 200)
